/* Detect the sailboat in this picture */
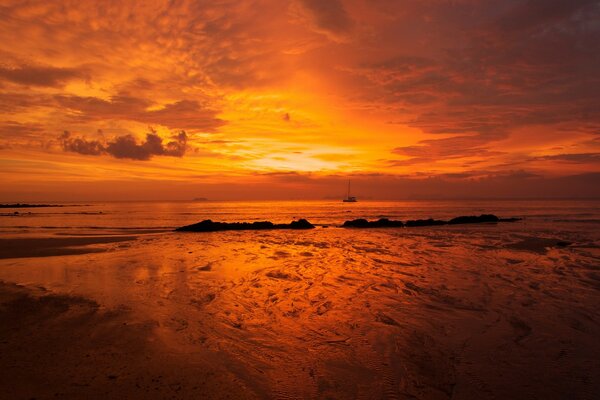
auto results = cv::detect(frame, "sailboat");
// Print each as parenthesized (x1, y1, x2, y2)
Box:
(342, 180, 357, 202)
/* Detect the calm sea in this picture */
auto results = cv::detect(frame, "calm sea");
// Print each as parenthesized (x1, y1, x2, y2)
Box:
(1, 199, 599, 237)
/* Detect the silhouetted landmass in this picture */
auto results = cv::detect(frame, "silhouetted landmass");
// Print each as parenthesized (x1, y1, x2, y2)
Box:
(0, 203, 65, 208)
(344, 214, 522, 228)
(176, 219, 315, 232)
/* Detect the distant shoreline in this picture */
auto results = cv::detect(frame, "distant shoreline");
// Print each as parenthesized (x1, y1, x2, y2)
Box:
(0, 204, 66, 208)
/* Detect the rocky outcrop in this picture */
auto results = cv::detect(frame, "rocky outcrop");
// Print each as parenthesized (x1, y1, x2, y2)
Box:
(342, 218, 404, 228)
(448, 214, 499, 224)
(176, 214, 521, 232)
(175, 219, 315, 232)
(343, 214, 521, 228)
(405, 218, 447, 227)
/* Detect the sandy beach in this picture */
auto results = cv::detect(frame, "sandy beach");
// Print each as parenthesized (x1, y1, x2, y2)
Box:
(1, 219, 599, 399)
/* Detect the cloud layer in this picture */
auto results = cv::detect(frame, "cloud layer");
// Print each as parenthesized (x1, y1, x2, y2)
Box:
(0, 0, 598, 198)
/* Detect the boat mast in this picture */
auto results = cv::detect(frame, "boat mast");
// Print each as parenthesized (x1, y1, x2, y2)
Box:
(347, 179, 351, 199)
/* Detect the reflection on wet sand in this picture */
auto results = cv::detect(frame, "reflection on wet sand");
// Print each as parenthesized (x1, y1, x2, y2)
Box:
(0, 225, 599, 399)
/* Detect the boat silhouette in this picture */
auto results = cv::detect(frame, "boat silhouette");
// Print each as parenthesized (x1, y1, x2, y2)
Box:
(343, 180, 357, 202)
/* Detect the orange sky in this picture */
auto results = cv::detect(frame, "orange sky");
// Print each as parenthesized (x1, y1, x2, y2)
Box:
(0, 0, 599, 200)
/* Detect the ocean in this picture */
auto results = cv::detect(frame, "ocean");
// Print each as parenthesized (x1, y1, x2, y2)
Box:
(1, 199, 599, 236)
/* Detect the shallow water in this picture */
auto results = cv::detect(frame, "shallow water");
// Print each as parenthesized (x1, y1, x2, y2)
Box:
(0, 200, 599, 399)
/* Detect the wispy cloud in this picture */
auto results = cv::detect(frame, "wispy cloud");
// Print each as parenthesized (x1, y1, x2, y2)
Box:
(0, 65, 84, 87)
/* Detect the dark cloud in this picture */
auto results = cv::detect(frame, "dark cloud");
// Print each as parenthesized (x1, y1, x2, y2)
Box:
(55, 95, 223, 131)
(494, 0, 597, 33)
(60, 130, 188, 160)
(59, 131, 104, 156)
(0, 65, 82, 87)
(346, 0, 600, 158)
(296, 0, 353, 40)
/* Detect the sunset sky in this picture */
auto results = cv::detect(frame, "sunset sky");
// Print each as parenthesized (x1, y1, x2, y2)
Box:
(0, 0, 599, 200)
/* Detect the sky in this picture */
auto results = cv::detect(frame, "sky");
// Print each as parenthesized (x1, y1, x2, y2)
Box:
(0, 0, 599, 201)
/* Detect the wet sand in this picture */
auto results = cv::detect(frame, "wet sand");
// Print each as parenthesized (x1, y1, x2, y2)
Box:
(0, 236, 137, 259)
(0, 224, 599, 399)
(0, 282, 257, 399)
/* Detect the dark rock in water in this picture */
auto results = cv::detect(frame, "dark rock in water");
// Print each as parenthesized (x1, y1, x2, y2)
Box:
(376, 218, 404, 227)
(343, 218, 404, 228)
(343, 214, 520, 229)
(448, 214, 499, 224)
(342, 218, 370, 228)
(175, 220, 272, 232)
(179, 214, 518, 232)
(405, 218, 447, 227)
(176, 219, 314, 232)
(287, 219, 314, 229)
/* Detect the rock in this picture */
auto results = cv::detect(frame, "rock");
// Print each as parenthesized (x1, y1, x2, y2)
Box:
(342, 219, 370, 228)
(448, 214, 499, 224)
(176, 219, 314, 232)
(287, 219, 315, 229)
(405, 218, 447, 227)
(342, 214, 519, 229)
(343, 218, 404, 228)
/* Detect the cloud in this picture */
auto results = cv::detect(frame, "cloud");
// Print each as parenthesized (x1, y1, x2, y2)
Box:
(59, 130, 188, 160)
(0, 121, 45, 139)
(59, 132, 104, 156)
(55, 95, 223, 131)
(390, 134, 505, 166)
(533, 153, 600, 164)
(339, 0, 600, 159)
(0, 65, 83, 87)
(493, 0, 597, 33)
(294, 0, 353, 41)
(0, 92, 53, 113)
